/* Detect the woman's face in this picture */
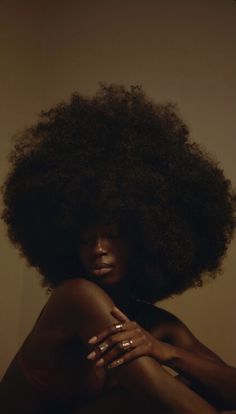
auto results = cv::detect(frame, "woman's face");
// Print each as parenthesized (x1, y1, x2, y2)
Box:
(78, 224, 131, 285)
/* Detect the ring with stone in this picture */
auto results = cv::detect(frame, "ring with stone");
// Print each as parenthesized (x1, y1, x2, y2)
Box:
(120, 339, 134, 350)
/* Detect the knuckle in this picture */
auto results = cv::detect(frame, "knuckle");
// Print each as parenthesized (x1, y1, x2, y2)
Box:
(131, 348, 139, 358)
(110, 325, 116, 334)
(110, 336, 117, 345)
(145, 337, 150, 344)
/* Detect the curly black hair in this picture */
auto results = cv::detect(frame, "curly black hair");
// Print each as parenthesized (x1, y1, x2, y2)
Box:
(1, 84, 235, 302)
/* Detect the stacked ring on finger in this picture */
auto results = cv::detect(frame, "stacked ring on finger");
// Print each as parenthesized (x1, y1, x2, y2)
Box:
(98, 341, 109, 353)
(97, 324, 124, 353)
(97, 323, 124, 353)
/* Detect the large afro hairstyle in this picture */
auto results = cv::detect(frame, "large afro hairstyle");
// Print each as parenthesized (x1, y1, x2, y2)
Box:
(1, 84, 236, 302)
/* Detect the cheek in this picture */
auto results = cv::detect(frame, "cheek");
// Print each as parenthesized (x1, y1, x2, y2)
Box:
(115, 243, 131, 266)
(78, 246, 89, 264)
(123, 242, 136, 268)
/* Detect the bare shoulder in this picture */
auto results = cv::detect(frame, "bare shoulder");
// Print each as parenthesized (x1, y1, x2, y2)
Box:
(146, 303, 224, 362)
(55, 277, 108, 297)
(49, 278, 114, 313)
(150, 304, 201, 347)
(135, 301, 197, 346)
(48, 278, 117, 342)
(133, 299, 180, 331)
(153, 305, 191, 334)
(150, 304, 181, 325)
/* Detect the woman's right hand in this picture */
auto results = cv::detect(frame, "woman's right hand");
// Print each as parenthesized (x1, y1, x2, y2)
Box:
(86, 306, 176, 369)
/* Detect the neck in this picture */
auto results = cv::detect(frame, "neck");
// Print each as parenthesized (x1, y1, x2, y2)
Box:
(101, 277, 133, 303)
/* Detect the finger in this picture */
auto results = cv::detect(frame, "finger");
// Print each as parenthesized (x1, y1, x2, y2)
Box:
(111, 306, 129, 322)
(87, 319, 136, 345)
(87, 326, 142, 361)
(97, 334, 146, 367)
(87, 322, 125, 345)
(106, 342, 148, 369)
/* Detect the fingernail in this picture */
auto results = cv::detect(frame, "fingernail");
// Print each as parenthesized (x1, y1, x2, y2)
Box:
(96, 358, 104, 367)
(88, 336, 98, 344)
(112, 307, 127, 319)
(87, 351, 96, 360)
(113, 306, 124, 314)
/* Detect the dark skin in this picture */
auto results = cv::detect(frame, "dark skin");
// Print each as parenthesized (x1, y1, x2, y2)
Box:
(0, 224, 235, 413)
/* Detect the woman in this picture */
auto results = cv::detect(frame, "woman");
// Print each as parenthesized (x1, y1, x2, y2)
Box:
(0, 84, 236, 413)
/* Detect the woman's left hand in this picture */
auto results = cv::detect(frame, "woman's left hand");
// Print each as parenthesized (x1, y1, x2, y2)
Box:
(86, 306, 175, 369)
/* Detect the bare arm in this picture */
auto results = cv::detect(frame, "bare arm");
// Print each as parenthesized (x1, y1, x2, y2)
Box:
(155, 311, 236, 410)
(56, 279, 220, 414)
(169, 346, 236, 410)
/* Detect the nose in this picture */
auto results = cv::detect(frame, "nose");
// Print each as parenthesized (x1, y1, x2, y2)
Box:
(93, 236, 108, 256)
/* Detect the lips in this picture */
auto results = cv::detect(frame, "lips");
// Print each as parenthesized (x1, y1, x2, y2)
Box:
(92, 263, 113, 269)
(89, 263, 114, 276)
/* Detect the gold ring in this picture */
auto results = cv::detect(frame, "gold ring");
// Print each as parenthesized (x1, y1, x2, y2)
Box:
(98, 341, 109, 353)
(120, 339, 134, 350)
(108, 358, 124, 369)
(114, 323, 123, 331)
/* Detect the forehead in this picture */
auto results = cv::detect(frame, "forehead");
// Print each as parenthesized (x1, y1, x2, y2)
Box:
(81, 223, 119, 236)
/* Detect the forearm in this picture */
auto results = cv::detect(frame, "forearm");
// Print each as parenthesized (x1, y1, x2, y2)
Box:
(168, 346, 236, 409)
(112, 355, 220, 414)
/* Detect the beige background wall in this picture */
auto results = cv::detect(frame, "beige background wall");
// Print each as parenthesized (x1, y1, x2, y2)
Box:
(0, 0, 235, 378)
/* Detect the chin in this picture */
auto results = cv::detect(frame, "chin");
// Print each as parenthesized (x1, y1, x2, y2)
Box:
(98, 275, 121, 285)
(88, 271, 123, 286)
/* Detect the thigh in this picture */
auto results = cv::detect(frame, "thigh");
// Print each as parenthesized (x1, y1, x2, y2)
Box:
(72, 386, 168, 414)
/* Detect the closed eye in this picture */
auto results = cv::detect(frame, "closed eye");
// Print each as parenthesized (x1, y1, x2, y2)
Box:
(107, 232, 120, 239)
(79, 237, 92, 245)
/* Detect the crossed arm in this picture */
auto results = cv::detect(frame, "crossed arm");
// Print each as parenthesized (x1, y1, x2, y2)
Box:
(163, 333, 236, 410)
(56, 278, 222, 414)
(84, 304, 236, 411)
